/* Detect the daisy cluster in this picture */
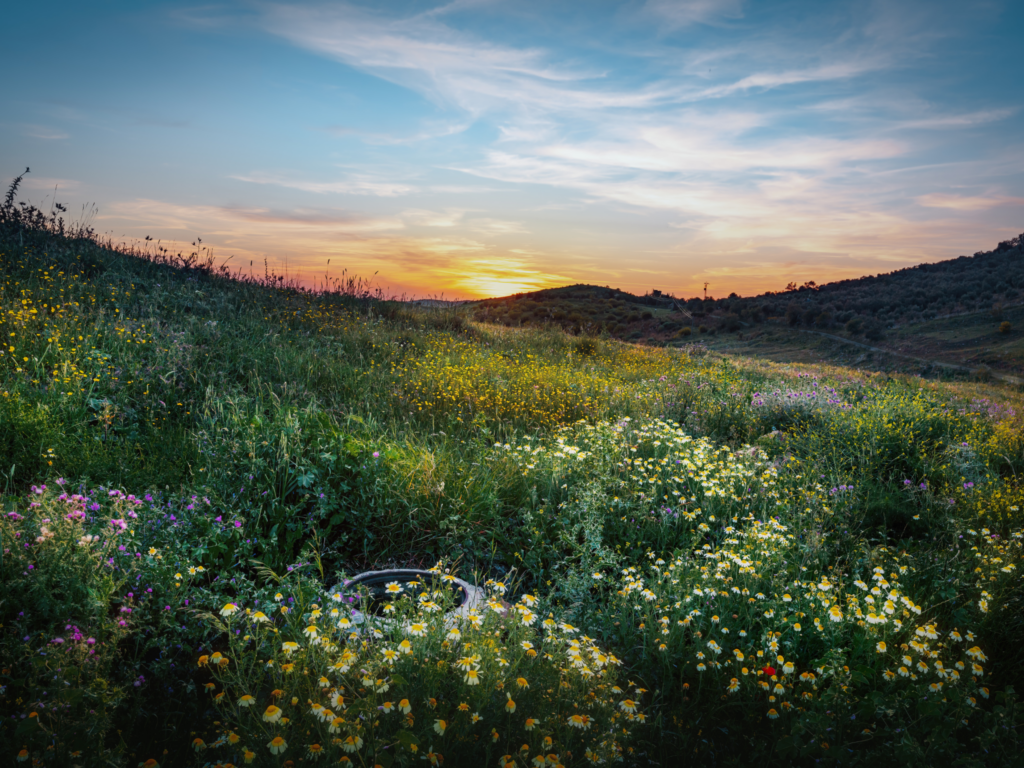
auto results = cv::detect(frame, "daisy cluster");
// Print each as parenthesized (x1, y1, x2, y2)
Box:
(195, 571, 637, 767)
(495, 417, 779, 521)
(598, 516, 1001, 748)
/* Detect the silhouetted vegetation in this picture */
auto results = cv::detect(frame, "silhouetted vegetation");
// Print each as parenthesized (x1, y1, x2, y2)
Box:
(471, 235, 1024, 346)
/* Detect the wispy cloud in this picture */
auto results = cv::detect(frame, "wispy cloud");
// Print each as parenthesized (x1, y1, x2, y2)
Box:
(23, 125, 69, 140)
(916, 193, 1024, 211)
(642, 0, 746, 29)
(20, 177, 81, 192)
(232, 172, 416, 197)
(256, 2, 672, 119)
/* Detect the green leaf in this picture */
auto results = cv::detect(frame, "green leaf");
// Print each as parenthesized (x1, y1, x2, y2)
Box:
(396, 730, 418, 749)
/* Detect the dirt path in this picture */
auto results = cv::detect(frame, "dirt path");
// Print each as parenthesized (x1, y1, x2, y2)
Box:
(794, 329, 1023, 386)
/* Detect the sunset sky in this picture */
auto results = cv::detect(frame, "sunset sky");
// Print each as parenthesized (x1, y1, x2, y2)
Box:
(4, 0, 1023, 299)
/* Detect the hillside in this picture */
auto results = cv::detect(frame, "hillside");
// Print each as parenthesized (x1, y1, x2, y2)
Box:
(470, 236, 1024, 379)
(2, 176, 1023, 766)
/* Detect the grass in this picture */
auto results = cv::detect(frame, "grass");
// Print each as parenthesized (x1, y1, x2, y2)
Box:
(1, 179, 1023, 766)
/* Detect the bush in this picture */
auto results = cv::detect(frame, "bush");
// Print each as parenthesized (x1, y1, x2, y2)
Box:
(865, 324, 885, 341)
(999, 321, 1011, 334)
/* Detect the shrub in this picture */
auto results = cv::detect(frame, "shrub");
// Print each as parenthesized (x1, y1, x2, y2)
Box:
(999, 321, 1011, 334)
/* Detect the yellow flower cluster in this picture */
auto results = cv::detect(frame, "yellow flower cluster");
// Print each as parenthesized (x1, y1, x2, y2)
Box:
(199, 573, 637, 765)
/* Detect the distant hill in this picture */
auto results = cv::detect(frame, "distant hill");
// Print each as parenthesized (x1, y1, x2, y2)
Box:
(470, 233, 1024, 346)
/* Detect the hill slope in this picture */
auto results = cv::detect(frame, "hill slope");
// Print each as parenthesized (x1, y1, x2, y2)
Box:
(470, 235, 1024, 379)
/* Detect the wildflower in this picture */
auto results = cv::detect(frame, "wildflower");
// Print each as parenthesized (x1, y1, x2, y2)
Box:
(727, 678, 740, 693)
(828, 605, 843, 622)
(517, 677, 530, 689)
(435, 719, 447, 735)
(619, 699, 637, 713)
(342, 735, 364, 753)
(766, 708, 779, 720)
(505, 694, 517, 713)
(238, 694, 256, 707)
(329, 716, 346, 733)
(465, 669, 481, 686)
(192, 738, 206, 752)
(966, 646, 987, 662)
(525, 718, 539, 730)
(263, 704, 283, 723)
(282, 641, 300, 654)
(385, 581, 403, 594)
(876, 641, 886, 653)
(400, 699, 412, 714)
(303, 625, 318, 640)
(568, 714, 591, 729)
(409, 623, 427, 637)
(243, 749, 255, 764)
(220, 603, 239, 617)
(252, 611, 270, 623)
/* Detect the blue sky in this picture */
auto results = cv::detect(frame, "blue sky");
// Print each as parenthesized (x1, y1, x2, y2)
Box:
(3, 0, 1023, 298)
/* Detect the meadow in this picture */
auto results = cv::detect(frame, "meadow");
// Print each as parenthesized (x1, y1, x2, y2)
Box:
(1, 179, 1023, 767)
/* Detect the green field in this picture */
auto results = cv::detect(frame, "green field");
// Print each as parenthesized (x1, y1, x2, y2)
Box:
(2, 193, 1023, 767)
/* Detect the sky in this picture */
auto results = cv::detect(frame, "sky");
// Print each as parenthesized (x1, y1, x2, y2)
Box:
(3, 0, 1023, 299)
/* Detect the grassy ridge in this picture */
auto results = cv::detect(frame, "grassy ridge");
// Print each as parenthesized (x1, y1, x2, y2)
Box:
(2, 183, 1024, 766)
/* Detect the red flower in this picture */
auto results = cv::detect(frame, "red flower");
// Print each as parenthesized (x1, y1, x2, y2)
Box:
(763, 666, 776, 676)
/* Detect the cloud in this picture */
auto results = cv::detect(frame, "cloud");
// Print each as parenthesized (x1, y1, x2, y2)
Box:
(23, 125, 69, 140)
(256, 2, 672, 119)
(19, 177, 81, 192)
(402, 208, 466, 227)
(643, 0, 746, 29)
(100, 198, 402, 233)
(232, 172, 416, 197)
(916, 193, 1024, 211)
(893, 108, 1016, 131)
